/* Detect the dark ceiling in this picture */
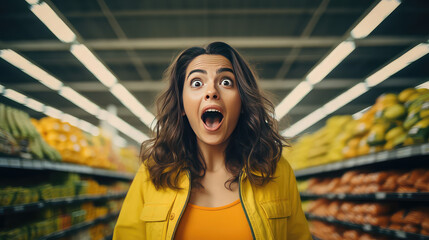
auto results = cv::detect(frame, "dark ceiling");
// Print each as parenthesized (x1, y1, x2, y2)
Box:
(1, 0, 428, 145)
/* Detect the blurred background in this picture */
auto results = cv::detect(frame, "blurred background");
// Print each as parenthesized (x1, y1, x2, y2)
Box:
(0, 0, 428, 239)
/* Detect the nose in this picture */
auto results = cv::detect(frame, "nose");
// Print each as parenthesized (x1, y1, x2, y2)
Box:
(205, 83, 219, 100)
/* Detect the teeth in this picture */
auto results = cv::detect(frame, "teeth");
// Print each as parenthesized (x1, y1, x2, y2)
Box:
(205, 109, 220, 113)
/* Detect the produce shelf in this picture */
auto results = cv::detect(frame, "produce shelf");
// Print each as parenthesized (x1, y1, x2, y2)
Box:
(295, 143, 429, 179)
(0, 192, 127, 215)
(300, 192, 429, 202)
(306, 213, 429, 240)
(0, 157, 134, 180)
(37, 212, 119, 240)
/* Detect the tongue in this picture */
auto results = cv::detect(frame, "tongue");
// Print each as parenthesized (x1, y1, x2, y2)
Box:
(205, 116, 221, 129)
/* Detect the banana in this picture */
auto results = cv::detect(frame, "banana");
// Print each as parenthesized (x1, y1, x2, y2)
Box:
(398, 88, 417, 103)
(383, 104, 406, 120)
(5, 107, 20, 138)
(0, 104, 8, 131)
(385, 126, 406, 141)
(408, 117, 429, 144)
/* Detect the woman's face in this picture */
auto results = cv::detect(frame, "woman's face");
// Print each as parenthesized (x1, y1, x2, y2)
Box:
(183, 54, 242, 148)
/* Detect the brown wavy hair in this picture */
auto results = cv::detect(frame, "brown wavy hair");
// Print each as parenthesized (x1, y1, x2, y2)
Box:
(141, 41, 288, 190)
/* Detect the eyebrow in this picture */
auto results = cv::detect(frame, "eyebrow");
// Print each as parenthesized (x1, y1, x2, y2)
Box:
(187, 67, 234, 80)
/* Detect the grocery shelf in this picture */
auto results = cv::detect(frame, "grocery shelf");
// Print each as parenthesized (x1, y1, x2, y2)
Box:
(0, 192, 127, 215)
(300, 192, 429, 202)
(306, 213, 429, 240)
(0, 157, 134, 180)
(295, 143, 429, 179)
(37, 212, 119, 240)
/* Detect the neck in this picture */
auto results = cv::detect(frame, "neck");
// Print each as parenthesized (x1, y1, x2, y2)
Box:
(197, 139, 229, 172)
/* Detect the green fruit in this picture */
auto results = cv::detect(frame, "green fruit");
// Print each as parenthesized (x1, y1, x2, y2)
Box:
(404, 110, 421, 130)
(5, 107, 20, 138)
(11, 109, 28, 138)
(0, 103, 8, 131)
(384, 104, 406, 120)
(29, 135, 44, 159)
(385, 126, 405, 141)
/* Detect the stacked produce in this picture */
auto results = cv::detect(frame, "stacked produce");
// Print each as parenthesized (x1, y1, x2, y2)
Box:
(0, 104, 61, 161)
(301, 168, 429, 194)
(0, 173, 130, 207)
(285, 115, 352, 170)
(310, 221, 390, 240)
(0, 199, 122, 240)
(307, 199, 429, 235)
(286, 87, 429, 170)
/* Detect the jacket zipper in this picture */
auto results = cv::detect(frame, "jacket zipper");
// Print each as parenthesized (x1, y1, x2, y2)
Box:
(171, 171, 191, 240)
(239, 172, 256, 240)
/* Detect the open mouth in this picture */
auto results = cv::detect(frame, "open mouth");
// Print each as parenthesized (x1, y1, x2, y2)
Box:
(201, 109, 224, 130)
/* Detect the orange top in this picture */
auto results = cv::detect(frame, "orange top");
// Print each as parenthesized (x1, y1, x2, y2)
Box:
(174, 199, 253, 240)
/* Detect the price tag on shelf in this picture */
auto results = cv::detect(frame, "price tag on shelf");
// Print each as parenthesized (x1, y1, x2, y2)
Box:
(0, 158, 9, 167)
(32, 160, 43, 169)
(355, 156, 369, 166)
(394, 231, 406, 239)
(13, 205, 24, 212)
(376, 151, 389, 162)
(375, 192, 386, 199)
(396, 147, 413, 158)
(421, 144, 429, 154)
(338, 193, 346, 199)
(21, 159, 33, 168)
(362, 224, 372, 231)
(7, 158, 21, 168)
(344, 160, 356, 168)
(43, 161, 54, 169)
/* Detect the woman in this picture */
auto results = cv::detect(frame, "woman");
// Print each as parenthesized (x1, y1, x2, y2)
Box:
(113, 42, 312, 240)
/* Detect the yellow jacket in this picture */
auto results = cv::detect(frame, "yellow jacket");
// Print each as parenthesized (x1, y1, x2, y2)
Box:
(113, 157, 312, 240)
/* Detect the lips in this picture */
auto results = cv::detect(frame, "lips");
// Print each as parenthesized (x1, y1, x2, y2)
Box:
(201, 106, 224, 131)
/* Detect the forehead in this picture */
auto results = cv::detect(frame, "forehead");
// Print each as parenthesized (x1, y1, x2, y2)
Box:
(186, 54, 232, 73)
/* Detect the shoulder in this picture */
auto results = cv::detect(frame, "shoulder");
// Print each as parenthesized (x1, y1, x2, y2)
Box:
(275, 155, 294, 176)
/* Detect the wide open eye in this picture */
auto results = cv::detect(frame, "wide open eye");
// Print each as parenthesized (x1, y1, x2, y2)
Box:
(191, 79, 203, 88)
(220, 78, 233, 87)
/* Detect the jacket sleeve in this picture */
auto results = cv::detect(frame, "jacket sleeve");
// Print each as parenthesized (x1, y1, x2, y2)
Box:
(113, 165, 147, 240)
(286, 160, 313, 240)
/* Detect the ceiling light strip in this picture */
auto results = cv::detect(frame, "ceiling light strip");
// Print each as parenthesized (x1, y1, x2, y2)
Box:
(0, 50, 148, 143)
(1, 86, 100, 136)
(282, 42, 428, 137)
(350, 0, 401, 39)
(275, 0, 401, 120)
(25, 1, 156, 130)
(27, 1, 76, 43)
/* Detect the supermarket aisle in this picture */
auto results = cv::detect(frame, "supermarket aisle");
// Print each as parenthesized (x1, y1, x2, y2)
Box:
(287, 88, 429, 240)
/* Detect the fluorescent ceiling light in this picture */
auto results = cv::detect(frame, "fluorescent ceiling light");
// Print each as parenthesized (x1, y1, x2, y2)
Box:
(59, 86, 100, 116)
(351, 0, 401, 39)
(110, 83, 156, 128)
(352, 106, 371, 119)
(78, 120, 96, 134)
(25, 98, 45, 112)
(44, 106, 63, 119)
(25, 0, 40, 5)
(113, 136, 127, 148)
(282, 108, 327, 137)
(107, 114, 148, 143)
(4, 89, 28, 104)
(366, 43, 429, 87)
(417, 81, 429, 89)
(29, 2, 76, 43)
(90, 127, 100, 136)
(275, 81, 313, 120)
(323, 82, 369, 115)
(61, 113, 79, 127)
(0, 49, 63, 91)
(96, 109, 109, 120)
(306, 40, 356, 85)
(70, 44, 117, 88)
(0, 84, 4, 93)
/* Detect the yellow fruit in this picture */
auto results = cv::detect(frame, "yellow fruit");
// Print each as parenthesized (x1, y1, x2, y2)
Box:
(416, 88, 429, 94)
(398, 88, 417, 103)
(376, 93, 398, 108)
(385, 126, 405, 141)
(383, 104, 406, 120)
